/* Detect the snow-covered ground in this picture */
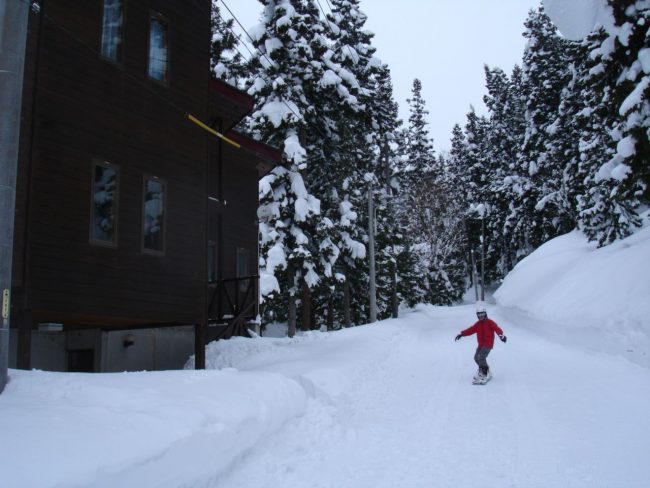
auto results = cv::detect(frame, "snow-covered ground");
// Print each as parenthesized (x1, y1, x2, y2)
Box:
(1, 224, 649, 487)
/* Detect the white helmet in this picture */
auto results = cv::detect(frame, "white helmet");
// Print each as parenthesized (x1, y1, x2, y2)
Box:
(476, 302, 487, 315)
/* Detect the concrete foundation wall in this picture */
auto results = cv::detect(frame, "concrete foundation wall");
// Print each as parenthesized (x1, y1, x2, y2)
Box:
(9, 331, 66, 371)
(8, 326, 195, 372)
(100, 326, 195, 372)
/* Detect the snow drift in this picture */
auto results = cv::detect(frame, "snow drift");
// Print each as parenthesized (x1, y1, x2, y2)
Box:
(495, 215, 650, 366)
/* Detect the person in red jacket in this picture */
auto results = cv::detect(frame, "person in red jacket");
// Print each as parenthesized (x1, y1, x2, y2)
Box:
(455, 303, 507, 382)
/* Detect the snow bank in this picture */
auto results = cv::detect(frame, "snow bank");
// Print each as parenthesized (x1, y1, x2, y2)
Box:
(0, 369, 307, 488)
(187, 323, 400, 402)
(0, 321, 404, 488)
(495, 219, 650, 365)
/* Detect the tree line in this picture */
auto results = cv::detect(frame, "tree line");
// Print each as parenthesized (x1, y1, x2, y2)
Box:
(211, 0, 649, 332)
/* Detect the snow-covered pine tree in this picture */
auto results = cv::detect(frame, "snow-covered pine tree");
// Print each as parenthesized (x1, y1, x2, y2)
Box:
(397, 79, 472, 304)
(565, 26, 639, 245)
(594, 0, 649, 235)
(397, 78, 439, 305)
(250, 0, 365, 332)
(505, 7, 572, 259)
(210, 1, 247, 87)
(409, 169, 467, 306)
(508, 64, 528, 150)
(365, 64, 421, 317)
(457, 107, 489, 209)
(544, 40, 585, 227)
(482, 65, 526, 279)
(250, 0, 332, 333)
(312, 0, 380, 327)
(401, 79, 436, 183)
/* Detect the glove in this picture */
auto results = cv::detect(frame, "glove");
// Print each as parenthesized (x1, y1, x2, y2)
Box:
(455, 334, 462, 342)
(500, 335, 507, 343)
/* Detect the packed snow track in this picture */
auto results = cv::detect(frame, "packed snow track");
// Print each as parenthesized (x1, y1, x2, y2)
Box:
(210, 304, 650, 488)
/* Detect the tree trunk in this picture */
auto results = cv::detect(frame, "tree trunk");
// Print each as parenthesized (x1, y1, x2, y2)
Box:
(300, 277, 311, 331)
(326, 293, 334, 330)
(288, 295, 296, 338)
(310, 297, 317, 331)
(391, 261, 399, 318)
(287, 266, 296, 338)
(343, 278, 351, 327)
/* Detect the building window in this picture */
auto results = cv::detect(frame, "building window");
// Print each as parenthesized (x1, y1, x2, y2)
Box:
(90, 161, 119, 245)
(142, 176, 165, 253)
(100, 0, 123, 61)
(148, 13, 168, 82)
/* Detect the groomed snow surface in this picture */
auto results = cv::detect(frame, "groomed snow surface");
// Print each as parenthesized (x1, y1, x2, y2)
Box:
(1, 222, 649, 488)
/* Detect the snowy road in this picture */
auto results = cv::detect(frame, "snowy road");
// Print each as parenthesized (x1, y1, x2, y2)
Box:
(212, 304, 650, 488)
(2, 303, 648, 487)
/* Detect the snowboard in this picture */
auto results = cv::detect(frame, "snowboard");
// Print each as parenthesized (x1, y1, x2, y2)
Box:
(472, 373, 492, 385)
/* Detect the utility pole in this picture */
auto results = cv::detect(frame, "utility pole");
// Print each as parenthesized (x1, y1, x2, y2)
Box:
(383, 138, 398, 319)
(480, 215, 485, 302)
(367, 181, 377, 323)
(471, 249, 479, 302)
(0, 0, 29, 393)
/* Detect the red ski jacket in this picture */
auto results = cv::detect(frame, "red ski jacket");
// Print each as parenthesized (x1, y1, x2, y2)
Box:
(460, 318, 504, 348)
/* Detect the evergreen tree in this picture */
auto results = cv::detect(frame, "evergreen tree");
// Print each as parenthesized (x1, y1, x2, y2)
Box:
(210, 1, 247, 86)
(505, 7, 572, 259)
(482, 65, 525, 278)
(317, 0, 378, 326)
(250, 0, 359, 332)
(394, 79, 438, 306)
(367, 65, 424, 316)
(567, 27, 638, 245)
(402, 79, 436, 180)
(410, 173, 467, 305)
(595, 0, 649, 234)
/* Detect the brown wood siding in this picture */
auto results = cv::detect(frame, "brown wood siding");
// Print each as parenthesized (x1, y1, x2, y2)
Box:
(220, 146, 259, 282)
(14, 0, 212, 327)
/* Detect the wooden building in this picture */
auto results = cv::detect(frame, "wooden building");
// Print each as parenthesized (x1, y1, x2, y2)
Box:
(10, 0, 279, 372)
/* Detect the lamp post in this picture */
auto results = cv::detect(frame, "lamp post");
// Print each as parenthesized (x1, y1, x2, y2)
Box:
(0, 0, 30, 393)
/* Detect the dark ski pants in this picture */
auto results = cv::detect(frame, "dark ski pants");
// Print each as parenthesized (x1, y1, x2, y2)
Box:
(474, 347, 492, 374)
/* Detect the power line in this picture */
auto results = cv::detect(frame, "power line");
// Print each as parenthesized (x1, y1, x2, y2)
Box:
(217, 0, 332, 143)
(25, 0, 344, 156)
(314, 0, 360, 65)
(218, 0, 305, 127)
(17, 0, 250, 152)
(219, 0, 257, 46)
(19, 0, 187, 118)
(213, 9, 256, 61)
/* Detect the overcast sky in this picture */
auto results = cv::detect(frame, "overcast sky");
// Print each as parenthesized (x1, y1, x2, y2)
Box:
(223, 0, 541, 152)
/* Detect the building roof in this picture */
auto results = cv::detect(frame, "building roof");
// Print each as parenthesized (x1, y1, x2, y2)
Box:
(210, 78, 282, 175)
(224, 130, 282, 177)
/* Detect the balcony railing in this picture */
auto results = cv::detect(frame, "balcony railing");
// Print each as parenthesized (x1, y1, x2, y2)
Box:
(207, 275, 259, 341)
